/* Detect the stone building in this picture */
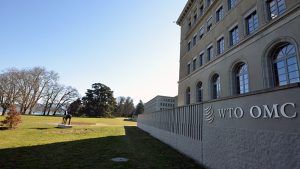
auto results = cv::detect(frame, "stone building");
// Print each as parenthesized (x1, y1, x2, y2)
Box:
(176, 0, 300, 106)
(144, 95, 176, 113)
(138, 0, 300, 168)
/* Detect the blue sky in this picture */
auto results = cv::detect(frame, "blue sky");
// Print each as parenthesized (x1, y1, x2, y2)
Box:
(0, 0, 186, 104)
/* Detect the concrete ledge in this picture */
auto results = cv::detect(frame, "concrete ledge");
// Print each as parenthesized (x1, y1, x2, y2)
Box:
(57, 124, 72, 128)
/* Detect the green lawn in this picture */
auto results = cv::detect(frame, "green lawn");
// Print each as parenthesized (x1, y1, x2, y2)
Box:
(0, 116, 204, 169)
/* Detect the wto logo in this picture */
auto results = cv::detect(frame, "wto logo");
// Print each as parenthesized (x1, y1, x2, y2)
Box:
(204, 106, 214, 123)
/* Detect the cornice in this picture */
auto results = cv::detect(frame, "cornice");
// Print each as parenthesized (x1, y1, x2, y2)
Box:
(176, 0, 196, 26)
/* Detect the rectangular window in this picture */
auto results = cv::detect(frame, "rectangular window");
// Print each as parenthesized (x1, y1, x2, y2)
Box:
(207, 0, 212, 7)
(187, 63, 191, 74)
(267, 0, 286, 19)
(230, 26, 239, 46)
(193, 34, 197, 46)
(199, 53, 204, 66)
(246, 11, 259, 35)
(193, 9, 198, 22)
(207, 46, 214, 61)
(228, 0, 237, 10)
(217, 37, 225, 54)
(188, 41, 191, 51)
(216, 6, 224, 22)
(207, 17, 213, 31)
(188, 18, 192, 28)
(193, 59, 197, 71)
(199, 5, 204, 16)
(199, 27, 204, 39)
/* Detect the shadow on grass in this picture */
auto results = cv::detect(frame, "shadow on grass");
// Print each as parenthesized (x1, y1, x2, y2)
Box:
(0, 126, 9, 130)
(29, 128, 50, 130)
(0, 126, 205, 169)
(123, 118, 135, 122)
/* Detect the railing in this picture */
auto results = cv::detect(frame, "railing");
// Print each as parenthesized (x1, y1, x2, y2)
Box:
(138, 104, 203, 141)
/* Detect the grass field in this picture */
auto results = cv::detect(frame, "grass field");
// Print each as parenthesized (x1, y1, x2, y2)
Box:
(0, 115, 203, 169)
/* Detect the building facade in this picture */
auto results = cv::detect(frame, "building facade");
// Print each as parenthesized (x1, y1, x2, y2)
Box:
(138, 1, 300, 168)
(144, 95, 176, 113)
(176, 0, 300, 106)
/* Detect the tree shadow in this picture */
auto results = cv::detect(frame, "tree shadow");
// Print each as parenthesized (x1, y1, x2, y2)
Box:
(0, 126, 205, 169)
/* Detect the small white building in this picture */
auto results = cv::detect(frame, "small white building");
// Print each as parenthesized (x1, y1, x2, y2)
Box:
(144, 95, 176, 113)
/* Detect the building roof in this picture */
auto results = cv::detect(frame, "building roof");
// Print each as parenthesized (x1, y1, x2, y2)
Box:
(145, 95, 176, 104)
(176, 0, 195, 25)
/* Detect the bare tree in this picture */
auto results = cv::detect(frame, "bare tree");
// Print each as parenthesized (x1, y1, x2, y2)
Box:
(43, 84, 64, 115)
(42, 83, 58, 115)
(0, 67, 78, 116)
(52, 86, 79, 115)
(0, 69, 21, 115)
(17, 68, 37, 114)
(27, 69, 59, 115)
(17, 67, 59, 115)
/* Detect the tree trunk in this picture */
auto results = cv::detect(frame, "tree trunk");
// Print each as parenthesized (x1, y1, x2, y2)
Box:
(43, 108, 47, 116)
(53, 106, 59, 116)
(47, 106, 52, 115)
(43, 99, 50, 116)
(2, 108, 7, 116)
(28, 108, 32, 115)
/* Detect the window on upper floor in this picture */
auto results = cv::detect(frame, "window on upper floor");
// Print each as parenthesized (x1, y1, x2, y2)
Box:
(228, 0, 237, 10)
(188, 18, 192, 29)
(267, 0, 286, 20)
(207, 17, 213, 31)
(187, 63, 191, 75)
(193, 34, 197, 46)
(245, 11, 259, 35)
(217, 37, 225, 54)
(199, 26, 204, 39)
(207, 45, 214, 61)
(207, 0, 212, 7)
(216, 6, 224, 22)
(193, 8, 198, 22)
(193, 58, 197, 71)
(199, 53, 204, 67)
(212, 74, 221, 99)
(272, 43, 300, 86)
(199, 5, 204, 16)
(188, 41, 192, 51)
(229, 26, 239, 46)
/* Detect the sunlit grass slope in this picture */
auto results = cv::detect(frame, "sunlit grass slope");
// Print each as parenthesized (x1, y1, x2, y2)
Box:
(0, 115, 203, 169)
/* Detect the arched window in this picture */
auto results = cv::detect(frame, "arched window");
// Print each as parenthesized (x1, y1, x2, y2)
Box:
(196, 82, 203, 102)
(235, 63, 249, 94)
(272, 43, 300, 86)
(212, 74, 221, 99)
(186, 87, 191, 105)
